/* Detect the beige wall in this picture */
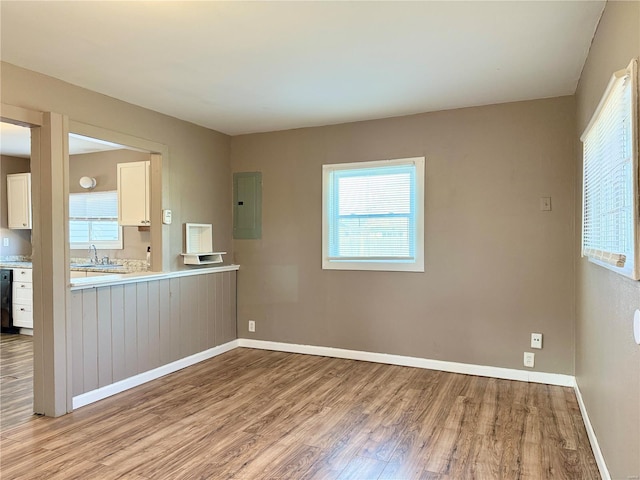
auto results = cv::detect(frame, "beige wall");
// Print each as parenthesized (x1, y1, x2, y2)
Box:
(574, 1, 640, 478)
(0, 154, 32, 256)
(231, 96, 576, 374)
(1, 62, 232, 271)
(69, 149, 151, 260)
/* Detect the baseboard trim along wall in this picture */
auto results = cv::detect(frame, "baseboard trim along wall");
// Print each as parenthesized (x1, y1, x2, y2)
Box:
(237, 339, 575, 387)
(72, 339, 240, 409)
(574, 382, 611, 480)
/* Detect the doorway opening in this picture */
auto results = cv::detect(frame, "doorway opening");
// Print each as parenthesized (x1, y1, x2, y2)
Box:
(1, 120, 35, 429)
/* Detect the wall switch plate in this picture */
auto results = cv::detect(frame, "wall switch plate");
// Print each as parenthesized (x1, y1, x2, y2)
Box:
(539, 197, 552, 211)
(524, 352, 535, 368)
(248, 320, 255, 333)
(162, 209, 172, 224)
(531, 333, 543, 349)
(2, 238, 8, 247)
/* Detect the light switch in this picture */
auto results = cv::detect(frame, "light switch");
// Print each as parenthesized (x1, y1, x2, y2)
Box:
(540, 197, 552, 211)
(162, 209, 172, 224)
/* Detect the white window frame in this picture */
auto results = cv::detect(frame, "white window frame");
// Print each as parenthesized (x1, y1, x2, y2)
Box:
(581, 59, 639, 280)
(322, 156, 425, 272)
(69, 190, 124, 250)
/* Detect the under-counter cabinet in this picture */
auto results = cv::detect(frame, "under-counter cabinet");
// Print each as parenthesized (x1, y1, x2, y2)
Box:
(12, 268, 33, 329)
(7, 173, 32, 229)
(117, 161, 150, 226)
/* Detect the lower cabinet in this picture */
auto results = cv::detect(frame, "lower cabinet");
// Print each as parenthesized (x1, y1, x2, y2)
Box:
(12, 268, 33, 329)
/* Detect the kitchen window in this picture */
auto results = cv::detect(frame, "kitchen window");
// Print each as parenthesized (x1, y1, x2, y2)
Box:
(322, 157, 425, 272)
(69, 190, 123, 250)
(581, 59, 639, 280)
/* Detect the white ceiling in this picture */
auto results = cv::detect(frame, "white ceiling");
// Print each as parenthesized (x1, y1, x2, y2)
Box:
(0, 122, 126, 158)
(0, 1, 605, 136)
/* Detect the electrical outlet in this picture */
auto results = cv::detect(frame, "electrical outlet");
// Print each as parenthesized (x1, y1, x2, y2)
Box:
(248, 320, 255, 333)
(531, 333, 543, 349)
(2, 238, 8, 247)
(524, 352, 535, 368)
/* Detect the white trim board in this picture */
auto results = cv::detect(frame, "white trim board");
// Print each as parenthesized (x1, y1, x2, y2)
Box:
(72, 340, 240, 409)
(574, 382, 611, 480)
(237, 339, 575, 386)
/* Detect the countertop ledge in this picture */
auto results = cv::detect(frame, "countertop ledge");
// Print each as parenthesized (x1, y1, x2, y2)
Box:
(70, 265, 240, 290)
(0, 261, 239, 290)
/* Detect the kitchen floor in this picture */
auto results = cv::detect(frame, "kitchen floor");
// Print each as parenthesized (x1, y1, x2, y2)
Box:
(0, 333, 34, 431)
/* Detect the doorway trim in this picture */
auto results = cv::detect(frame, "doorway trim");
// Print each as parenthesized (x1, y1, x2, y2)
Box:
(2, 103, 70, 416)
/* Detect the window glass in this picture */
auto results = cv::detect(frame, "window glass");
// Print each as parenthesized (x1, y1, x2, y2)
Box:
(323, 157, 424, 272)
(69, 191, 123, 250)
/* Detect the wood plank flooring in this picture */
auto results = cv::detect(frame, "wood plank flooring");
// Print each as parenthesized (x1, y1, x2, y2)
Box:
(0, 334, 34, 431)
(0, 348, 600, 479)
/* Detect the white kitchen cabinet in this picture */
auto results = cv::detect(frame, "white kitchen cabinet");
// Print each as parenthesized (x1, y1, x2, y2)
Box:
(12, 268, 33, 329)
(117, 161, 150, 226)
(7, 173, 32, 229)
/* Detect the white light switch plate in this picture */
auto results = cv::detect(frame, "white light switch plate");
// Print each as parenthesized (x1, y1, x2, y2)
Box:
(162, 209, 172, 224)
(524, 352, 535, 368)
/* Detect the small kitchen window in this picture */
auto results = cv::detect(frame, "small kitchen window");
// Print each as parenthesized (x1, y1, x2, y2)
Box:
(69, 190, 123, 250)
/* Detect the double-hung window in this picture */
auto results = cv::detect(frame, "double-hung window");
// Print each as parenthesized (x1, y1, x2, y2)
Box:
(322, 157, 425, 272)
(69, 190, 123, 250)
(581, 59, 639, 280)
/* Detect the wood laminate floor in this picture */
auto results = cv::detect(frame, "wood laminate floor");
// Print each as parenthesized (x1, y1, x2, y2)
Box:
(0, 333, 34, 431)
(0, 348, 600, 479)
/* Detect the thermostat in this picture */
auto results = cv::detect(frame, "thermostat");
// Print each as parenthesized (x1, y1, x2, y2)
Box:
(162, 209, 172, 225)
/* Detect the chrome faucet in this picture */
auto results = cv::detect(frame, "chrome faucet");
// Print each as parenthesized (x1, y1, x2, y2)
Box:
(89, 244, 98, 264)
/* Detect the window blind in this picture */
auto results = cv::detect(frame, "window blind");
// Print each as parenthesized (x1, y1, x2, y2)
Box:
(581, 59, 638, 278)
(69, 191, 118, 220)
(327, 163, 416, 261)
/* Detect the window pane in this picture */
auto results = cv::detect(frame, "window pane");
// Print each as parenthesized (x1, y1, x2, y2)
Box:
(581, 64, 637, 279)
(329, 164, 416, 260)
(338, 171, 411, 215)
(90, 221, 120, 241)
(69, 190, 123, 249)
(69, 220, 89, 243)
(337, 217, 410, 257)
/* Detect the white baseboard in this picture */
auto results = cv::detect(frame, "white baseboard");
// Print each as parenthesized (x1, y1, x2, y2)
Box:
(237, 339, 575, 387)
(72, 339, 240, 409)
(574, 382, 610, 480)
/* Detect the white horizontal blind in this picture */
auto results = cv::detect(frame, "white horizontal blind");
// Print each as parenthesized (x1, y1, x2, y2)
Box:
(581, 61, 637, 278)
(328, 163, 416, 261)
(69, 191, 122, 249)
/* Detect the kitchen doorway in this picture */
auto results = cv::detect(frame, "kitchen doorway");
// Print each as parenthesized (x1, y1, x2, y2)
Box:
(1, 120, 35, 430)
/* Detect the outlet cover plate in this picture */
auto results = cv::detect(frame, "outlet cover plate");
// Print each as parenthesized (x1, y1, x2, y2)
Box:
(248, 320, 255, 333)
(531, 333, 543, 349)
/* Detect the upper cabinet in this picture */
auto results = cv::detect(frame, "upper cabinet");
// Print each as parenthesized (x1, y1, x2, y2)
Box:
(7, 173, 32, 229)
(117, 160, 150, 226)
